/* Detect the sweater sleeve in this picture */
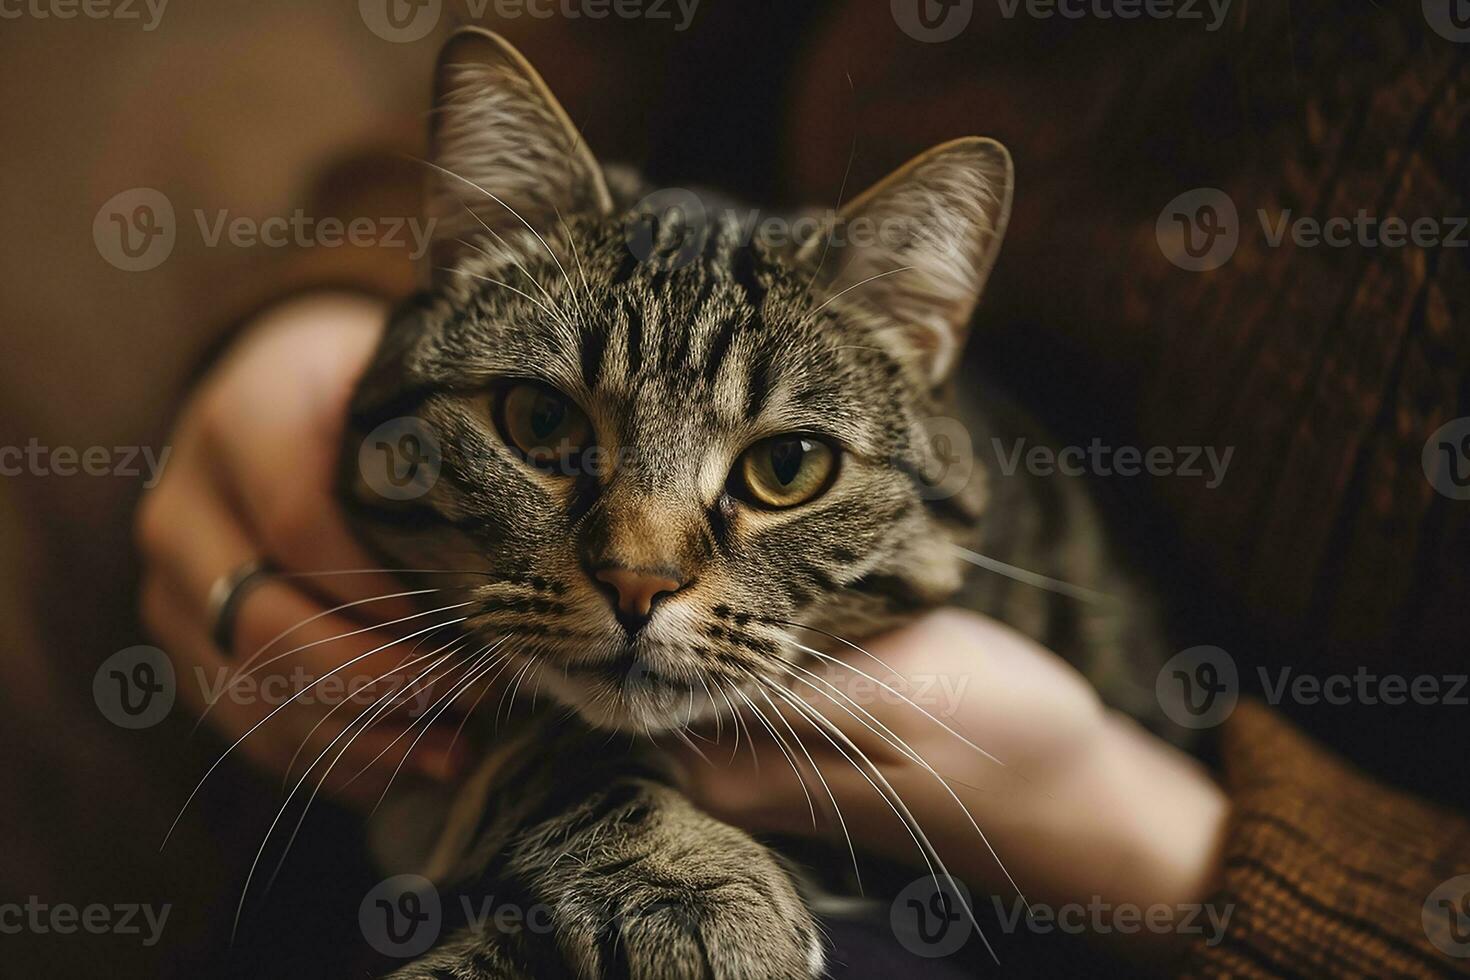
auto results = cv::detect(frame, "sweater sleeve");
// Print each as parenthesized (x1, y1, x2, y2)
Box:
(1180, 700, 1470, 978)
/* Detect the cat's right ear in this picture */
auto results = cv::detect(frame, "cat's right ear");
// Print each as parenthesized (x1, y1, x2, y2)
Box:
(425, 28, 612, 271)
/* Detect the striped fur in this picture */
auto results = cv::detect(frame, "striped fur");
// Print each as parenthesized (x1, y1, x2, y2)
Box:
(343, 28, 1168, 979)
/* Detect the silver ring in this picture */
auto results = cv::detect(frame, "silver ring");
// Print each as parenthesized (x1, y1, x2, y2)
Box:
(207, 559, 275, 657)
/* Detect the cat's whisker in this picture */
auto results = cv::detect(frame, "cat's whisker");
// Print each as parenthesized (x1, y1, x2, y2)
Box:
(754, 684, 865, 894)
(161, 616, 469, 851)
(456, 197, 573, 321)
(766, 649, 1026, 908)
(755, 676, 1000, 966)
(231, 636, 473, 942)
(797, 266, 915, 328)
(261, 640, 478, 903)
(443, 268, 571, 329)
(730, 686, 818, 829)
(777, 624, 1005, 767)
(444, 639, 525, 760)
(278, 628, 467, 791)
(369, 638, 512, 817)
(413, 157, 582, 314)
(553, 204, 594, 318)
(948, 543, 1110, 603)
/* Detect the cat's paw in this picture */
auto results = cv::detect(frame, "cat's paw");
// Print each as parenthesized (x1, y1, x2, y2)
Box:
(522, 783, 824, 979)
(383, 928, 531, 979)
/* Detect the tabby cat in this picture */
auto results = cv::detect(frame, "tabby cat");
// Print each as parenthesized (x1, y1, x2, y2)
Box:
(342, 27, 1168, 978)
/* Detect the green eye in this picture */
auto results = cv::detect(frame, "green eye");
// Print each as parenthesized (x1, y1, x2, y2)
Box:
(735, 435, 838, 509)
(498, 383, 592, 472)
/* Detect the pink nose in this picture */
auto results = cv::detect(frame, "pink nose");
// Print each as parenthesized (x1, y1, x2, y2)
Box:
(594, 566, 683, 620)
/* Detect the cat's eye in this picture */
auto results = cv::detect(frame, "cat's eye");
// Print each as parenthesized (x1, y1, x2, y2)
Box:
(496, 382, 592, 473)
(733, 435, 838, 509)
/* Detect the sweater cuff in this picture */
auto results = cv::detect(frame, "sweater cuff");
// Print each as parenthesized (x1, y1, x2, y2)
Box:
(1180, 699, 1470, 977)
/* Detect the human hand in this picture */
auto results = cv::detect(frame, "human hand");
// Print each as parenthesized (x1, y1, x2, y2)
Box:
(137, 292, 474, 808)
(675, 609, 1227, 964)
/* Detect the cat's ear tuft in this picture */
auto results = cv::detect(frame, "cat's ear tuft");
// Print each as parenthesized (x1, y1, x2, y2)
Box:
(798, 138, 1013, 383)
(426, 27, 612, 269)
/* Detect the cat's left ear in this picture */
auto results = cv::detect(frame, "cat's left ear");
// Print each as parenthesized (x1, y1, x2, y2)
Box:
(426, 27, 613, 268)
(797, 138, 1013, 383)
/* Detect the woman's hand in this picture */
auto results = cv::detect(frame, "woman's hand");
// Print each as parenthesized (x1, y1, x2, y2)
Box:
(676, 609, 1227, 964)
(136, 292, 470, 806)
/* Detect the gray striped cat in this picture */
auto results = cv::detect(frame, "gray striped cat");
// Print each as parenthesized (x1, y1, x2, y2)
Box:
(343, 27, 1168, 979)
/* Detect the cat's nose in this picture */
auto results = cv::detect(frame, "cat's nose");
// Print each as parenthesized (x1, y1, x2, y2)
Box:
(593, 565, 684, 630)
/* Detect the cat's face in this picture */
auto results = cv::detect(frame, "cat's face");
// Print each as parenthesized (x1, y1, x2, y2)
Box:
(344, 29, 1011, 733)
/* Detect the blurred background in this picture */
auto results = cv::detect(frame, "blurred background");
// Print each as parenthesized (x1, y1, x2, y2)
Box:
(2, 1, 1467, 976)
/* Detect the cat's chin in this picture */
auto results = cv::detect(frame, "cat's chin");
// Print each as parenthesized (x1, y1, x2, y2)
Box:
(522, 653, 724, 735)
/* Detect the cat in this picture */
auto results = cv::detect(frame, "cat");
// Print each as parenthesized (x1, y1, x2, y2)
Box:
(341, 26, 1169, 979)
